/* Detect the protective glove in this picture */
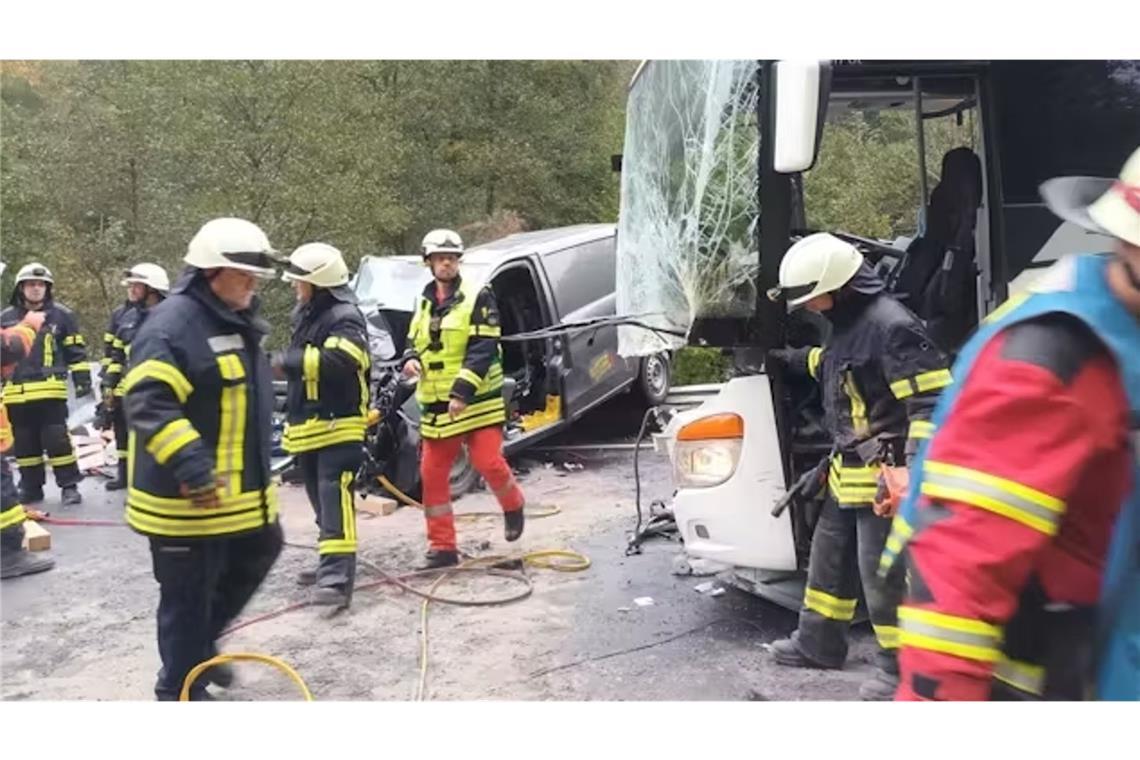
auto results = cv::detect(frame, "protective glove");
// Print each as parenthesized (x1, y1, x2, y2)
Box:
(180, 480, 223, 510)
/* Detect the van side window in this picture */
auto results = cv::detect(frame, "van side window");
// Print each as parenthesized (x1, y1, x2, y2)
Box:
(540, 237, 617, 318)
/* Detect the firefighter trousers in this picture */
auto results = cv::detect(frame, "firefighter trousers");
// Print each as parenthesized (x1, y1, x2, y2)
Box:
(297, 442, 362, 594)
(0, 455, 26, 555)
(148, 521, 283, 700)
(795, 496, 906, 669)
(8, 400, 81, 493)
(112, 401, 128, 479)
(420, 425, 524, 552)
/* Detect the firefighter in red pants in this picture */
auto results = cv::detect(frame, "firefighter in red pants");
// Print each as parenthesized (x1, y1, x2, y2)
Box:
(888, 146, 1140, 700)
(403, 229, 525, 569)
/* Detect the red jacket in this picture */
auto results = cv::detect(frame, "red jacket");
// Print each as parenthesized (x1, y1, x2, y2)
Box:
(897, 314, 1132, 700)
(1, 321, 37, 452)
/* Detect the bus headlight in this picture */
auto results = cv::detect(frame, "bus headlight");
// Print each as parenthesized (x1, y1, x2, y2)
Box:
(672, 413, 744, 489)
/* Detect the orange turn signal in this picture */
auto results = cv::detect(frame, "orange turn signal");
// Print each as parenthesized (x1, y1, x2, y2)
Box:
(677, 413, 744, 441)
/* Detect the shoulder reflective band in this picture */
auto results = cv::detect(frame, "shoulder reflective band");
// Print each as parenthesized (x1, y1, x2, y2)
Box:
(993, 657, 1045, 696)
(890, 369, 953, 399)
(920, 460, 1066, 535)
(323, 336, 369, 368)
(303, 345, 320, 400)
(898, 606, 1003, 662)
(908, 420, 936, 440)
(807, 347, 824, 379)
(124, 360, 194, 403)
(145, 418, 201, 465)
(804, 587, 858, 621)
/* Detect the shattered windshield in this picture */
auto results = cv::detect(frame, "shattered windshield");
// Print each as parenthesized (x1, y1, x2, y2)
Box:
(616, 60, 761, 356)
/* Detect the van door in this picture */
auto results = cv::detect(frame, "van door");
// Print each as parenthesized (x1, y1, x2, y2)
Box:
(539, 236, 637, 418)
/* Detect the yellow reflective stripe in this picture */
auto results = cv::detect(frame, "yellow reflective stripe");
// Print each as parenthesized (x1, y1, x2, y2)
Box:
(879, 516, 913, 572)
(983, 292, 1030, 325)
(319, 539, 358, 555)
(323, 336, 369, 368)
(873, 624, 900, 649)
(915, 369, 953, 392)
(456, 368, 483, 387)
(804, 588, 858, 621)
(103, 332, 116, 344)
(145, 419, 201, 465)
(921, 460, 1065, 536)
(112, 338, 126, 349)
(303, 345, 320, 400)
(828, 457, 879, 504)
(69, 362, 90, 373)
(0, 504, 27, 530)
(842, 371, 869, 437)
(994, 656, 1045, 696)
(215, 354, 247, 497)
(123, 360, 193, 403)
(898, 606, 1003, 663)
(16, 456, 45, 467)
(106, 363, 124, 375)
(48, 453, 77, 467)
(423, 503, 453, 518)
(43, 333, 54, 366)
(100, 358, 112, 368)
(472, 324, 501, 338)
(807, 347, 823, 379)
(909, 420, 936, 440)
(63, 334, 85, 346)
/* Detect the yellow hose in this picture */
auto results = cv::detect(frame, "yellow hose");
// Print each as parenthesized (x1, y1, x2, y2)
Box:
(180, 652, 313, 701)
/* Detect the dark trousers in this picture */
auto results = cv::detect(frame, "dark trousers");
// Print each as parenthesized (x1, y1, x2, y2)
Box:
(0, 455, 25, 553)
(149, 522, 283, 700)
(111, 401, 128, 483)
(8, 400, 81, 492)
(297, 442, 362, 594)
(796, 496, 906, 669)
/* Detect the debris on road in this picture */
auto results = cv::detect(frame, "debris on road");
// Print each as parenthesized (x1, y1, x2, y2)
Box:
(633, 596, 655, 607)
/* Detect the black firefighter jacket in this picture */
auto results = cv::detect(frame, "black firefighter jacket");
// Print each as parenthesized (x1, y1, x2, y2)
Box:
(0, 295, 90, 404)
(122, 268, 278, 539)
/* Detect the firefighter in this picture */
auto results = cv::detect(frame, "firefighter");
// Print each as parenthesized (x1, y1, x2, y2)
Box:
(123, 217, 283, 701)
(403, 228, 526, 569)
(99, 272, 143, 427)
(884, 147, 1140, 701)
(274, 242, 370, 609)
(101, 264, 169, 491)
(0, 263, 91, 507)
(1, 266, 56, 580)
(764, 233, 951, 700)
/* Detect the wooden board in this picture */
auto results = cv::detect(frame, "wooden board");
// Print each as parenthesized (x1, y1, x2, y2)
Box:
(21, 520, 51, 552)
(355, 495, 398, 517)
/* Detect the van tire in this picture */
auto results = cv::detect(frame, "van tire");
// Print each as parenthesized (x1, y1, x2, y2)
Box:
(449, 443, 480, 500)
(634, 353, 671, 407)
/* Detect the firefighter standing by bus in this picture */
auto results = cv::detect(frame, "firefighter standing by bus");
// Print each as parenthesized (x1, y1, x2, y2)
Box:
(403, 229, 526, 569)
(123, 218, 282, 701)
(275, 243, 370, 609)
(764, 233, 951, 700)
(0, 263, 91, 507)
(101, 264, 169, 492)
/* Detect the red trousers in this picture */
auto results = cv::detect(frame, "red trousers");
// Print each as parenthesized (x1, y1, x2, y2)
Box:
(420, 425, 524, 551)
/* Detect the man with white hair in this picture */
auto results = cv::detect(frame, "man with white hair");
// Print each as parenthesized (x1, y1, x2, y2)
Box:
(123, 217, 283, 701)
(884, 147, 1140, 700)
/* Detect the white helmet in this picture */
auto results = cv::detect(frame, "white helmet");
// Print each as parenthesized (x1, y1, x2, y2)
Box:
(420, 228, 464, 260)
(184, 217, 278, 277)
(768, 233, 864, 307)
(282, 243, 350, 288)
(15, 262, 54, 285)
(121, 262, 170, 293)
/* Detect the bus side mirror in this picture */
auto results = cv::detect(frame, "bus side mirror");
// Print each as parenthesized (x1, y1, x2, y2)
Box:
(773, 60, 830, 173)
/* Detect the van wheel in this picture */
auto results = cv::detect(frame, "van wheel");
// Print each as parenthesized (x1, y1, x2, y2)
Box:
(449, 443, 480, 499)
(635, 353, 671, 407)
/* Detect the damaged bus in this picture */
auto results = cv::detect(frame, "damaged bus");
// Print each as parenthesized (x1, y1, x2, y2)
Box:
(615, 60, 1140, 608)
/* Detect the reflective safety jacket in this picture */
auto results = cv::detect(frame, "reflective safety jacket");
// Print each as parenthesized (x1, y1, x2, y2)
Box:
(885, 254, 1140, 701)
(281, 288, 371, 454)
(102, 301, 161, 398)
(122, 269, 278, 539)
(102, 301, 135, 372)
(0, 299, 89, 404)
(407, 275, 505, 440)
(1, 321, 37, 452)
(787, 281, 950, 506)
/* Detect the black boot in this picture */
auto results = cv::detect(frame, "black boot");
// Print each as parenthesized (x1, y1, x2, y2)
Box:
(105, 461, 127, 491)
(504, 508, 525, 542)
(419, 549, 459, 570)
(61, 485, 82, 506)
(769, 636, 840, 670)
(1, 548, 56, 580)
(206, 662, 236, 689)
(18, 486, 44, 505)
(296, 568, 318, 586)
(312, 586, 351, 609)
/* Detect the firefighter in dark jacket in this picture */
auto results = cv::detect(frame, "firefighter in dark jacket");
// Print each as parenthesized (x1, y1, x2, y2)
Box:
(1, 267, 56, 580)
(403, 229, 526, 569)
(101, 263, 169, 491)
(0, 262, 91, 507)
(765, 233, 952, 700)
(123, 217, 282, 701)
(274, 243, 370, 609)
